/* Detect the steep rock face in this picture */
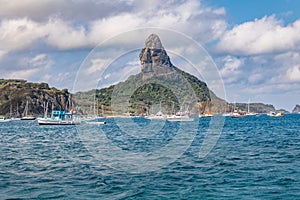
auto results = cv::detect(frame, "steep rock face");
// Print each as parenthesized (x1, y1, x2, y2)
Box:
(0, 79, 74, 116)
(139, 34, 175, 80)
(292, 104, 300, 113)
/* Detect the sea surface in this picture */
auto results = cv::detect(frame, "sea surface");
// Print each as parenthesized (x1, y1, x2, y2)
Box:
(1, 114, 299, 199)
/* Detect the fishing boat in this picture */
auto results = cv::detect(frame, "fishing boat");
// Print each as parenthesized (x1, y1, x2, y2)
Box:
(38, 110, 80, 125)
(21, 100, 36, 120)
(0, 116, 12, 123)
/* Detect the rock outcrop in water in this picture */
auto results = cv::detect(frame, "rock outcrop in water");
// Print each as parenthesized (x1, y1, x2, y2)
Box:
(292, 104, 300, 113)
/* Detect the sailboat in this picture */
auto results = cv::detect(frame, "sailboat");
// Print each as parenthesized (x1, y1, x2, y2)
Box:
(246, 99, 256, 116)
(222, 102, 231, 117)
(0, 116, 11, 122)
(81, 95, 106, 124)
(230, 101, 245, 118)
(145, 102, 167, 120)
(167, 104, 194, 122)
(21, 100, 36, 120)
(11, 103, 21, 120)
(0, 103, 12, 122)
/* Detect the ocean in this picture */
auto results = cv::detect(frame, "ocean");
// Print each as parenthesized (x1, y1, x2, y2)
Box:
(1, 114, 299, 199)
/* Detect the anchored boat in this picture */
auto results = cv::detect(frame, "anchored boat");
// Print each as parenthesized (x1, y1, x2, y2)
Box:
(38, 110, 80, 125)
(0, 116, 12, 123)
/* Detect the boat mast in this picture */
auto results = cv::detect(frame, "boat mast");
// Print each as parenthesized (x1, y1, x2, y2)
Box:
(51, 103, 54, 118)
(23, 100, 29, 117)
(44, 101, 49, 118)
(172, 102, 175, 115)
(247, 99, 250, 113)
(16, 103, 19, 117)
(101, 105, 104, 116)
(10, 102, 12, 118)
(94, 92, 96, 116)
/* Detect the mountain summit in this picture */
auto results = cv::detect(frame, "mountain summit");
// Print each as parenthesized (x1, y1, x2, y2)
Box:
(140, 34, 174, 79)
(144, 33, 163, 49)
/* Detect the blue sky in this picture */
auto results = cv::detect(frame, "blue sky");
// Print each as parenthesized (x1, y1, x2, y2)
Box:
(209, 0, 300, 25)
(0, 0, 299, 111)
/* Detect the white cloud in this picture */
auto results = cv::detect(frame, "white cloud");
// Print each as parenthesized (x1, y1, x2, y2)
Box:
(7, 67, 41, 80)
(0, 0, 227, 54)
(0, 0, 131, 22)
(220, 56, 244, 78)
(29, 54, 53, 69)
(0, 18, 45, 54)
(0, 50, 5, 60)
(248, 73, 264, 84)
(1, 53, 54, 80)
(217, 15, 300, 55)
(287, 65, 300, 81)
(85, 58, 109, 75)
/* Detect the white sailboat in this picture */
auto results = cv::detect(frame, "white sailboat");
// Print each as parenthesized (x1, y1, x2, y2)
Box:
(145, 102, 167, 120)
(81, 95, 106, 124)
(10, 103, 21, 120)
(167, 104, 194, 122)
(246, 99, 256, 116)
(21, 100, 36, 120)
(230, 100, 245, 118)
(0, 116, 11, 122)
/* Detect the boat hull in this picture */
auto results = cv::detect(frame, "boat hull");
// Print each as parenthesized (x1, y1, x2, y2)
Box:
(167, 116, 194, 122)
(38, 119, 79, 125)
(21, 117, 36, 120)
(85, 121, 106, 125)
(0, 120, 12, 123)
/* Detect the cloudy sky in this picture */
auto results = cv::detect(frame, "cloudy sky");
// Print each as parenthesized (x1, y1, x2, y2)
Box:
(0, 0, 300, 111)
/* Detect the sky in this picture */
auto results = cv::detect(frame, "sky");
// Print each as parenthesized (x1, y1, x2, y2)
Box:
(0, 0, 300, 111)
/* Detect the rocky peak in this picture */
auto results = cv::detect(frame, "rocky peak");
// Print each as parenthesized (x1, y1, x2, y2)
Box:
(145, 34, 163, 49)
(139, 33, 174, 79)
(292, 104, 300, 113)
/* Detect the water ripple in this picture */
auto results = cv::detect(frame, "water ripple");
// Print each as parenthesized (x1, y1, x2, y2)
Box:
(0, 115, 300, 199)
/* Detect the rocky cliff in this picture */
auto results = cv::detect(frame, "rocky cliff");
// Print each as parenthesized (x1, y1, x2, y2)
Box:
(140, 34, 175, 80)
(292, 104, 300, 113)
(0, 79, 74, 116)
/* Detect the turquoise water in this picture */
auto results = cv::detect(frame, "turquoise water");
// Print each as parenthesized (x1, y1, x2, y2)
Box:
(1, 114, 299, 199)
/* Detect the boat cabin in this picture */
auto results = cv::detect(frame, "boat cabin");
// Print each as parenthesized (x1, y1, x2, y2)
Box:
(52, 110, 77, 121)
